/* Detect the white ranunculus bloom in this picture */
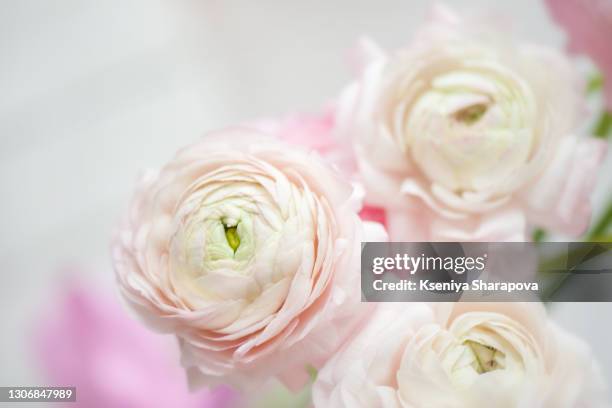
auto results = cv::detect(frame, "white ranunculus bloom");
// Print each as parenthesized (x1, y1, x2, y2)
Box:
(336, 5, 607, 241)
(313, 303, 609, 408)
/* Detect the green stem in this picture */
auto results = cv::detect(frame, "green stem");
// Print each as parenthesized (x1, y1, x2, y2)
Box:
(540, 246, 585, 301)
(532, 228, 546, 243)
(589, 200, 612, 239)
(541, 200, 612, 302)
(586, 72, 604, 95)
(593, 110, 612, 139)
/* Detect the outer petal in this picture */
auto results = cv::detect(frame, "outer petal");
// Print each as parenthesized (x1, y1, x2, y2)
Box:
(313, 304, 434, 408)
(519, 136, 608, 236)
(386, 204, 527, 242)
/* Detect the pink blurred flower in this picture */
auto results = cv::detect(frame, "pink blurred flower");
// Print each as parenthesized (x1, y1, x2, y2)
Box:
(251, 109, 357, 176)
(545, 0, 612, 109)
(34, 278, 235, 408)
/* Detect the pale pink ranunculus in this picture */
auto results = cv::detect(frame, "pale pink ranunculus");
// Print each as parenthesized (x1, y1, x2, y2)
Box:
(34, 278, 234, 408)
(313, 302, 608, 408)
(112, 130, 385, 392)
(336, 4, 608, 241)
(545, 0, 612, 109)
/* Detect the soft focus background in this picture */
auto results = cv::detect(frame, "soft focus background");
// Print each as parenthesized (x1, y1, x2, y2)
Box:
(1, 0, 611, 399)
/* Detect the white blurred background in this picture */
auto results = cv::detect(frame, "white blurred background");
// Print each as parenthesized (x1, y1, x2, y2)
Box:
(1, 0, 611, 388)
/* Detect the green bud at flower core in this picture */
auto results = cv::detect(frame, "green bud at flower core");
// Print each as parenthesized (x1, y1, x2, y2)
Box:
(453, 103, 488, 125)
(444, 336, 510, 390)
(224, 225, 241, 252)
(463, 340, 505, 374)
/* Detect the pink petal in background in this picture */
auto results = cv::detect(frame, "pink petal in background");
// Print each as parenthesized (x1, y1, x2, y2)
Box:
(545, 0, 612, 109)
(359, 205, 387, 227)
(250, 108, 358, 176)
(33, 276, 236, 408)
(251, 111, 389, 229)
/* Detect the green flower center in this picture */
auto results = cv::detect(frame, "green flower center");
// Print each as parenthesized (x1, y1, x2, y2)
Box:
(224, 224, 241, 252)
(463, 340, 505, 374)
(453, 103, 488, 125)
(201, 213, 255, 265)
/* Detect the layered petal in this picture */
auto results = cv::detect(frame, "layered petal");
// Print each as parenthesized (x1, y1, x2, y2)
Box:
(112, 129, 379, 391)
(313, 303, 608, 407)
(335, 4, 606, 241)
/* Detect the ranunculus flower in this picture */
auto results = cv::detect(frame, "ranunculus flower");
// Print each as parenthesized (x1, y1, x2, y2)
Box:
(112, 130, 385, 391)
(34, 278, 234, 408)
(313, 303, 608, 407)
(545, 0, 612, 109)
(336, 4, 608, 241)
